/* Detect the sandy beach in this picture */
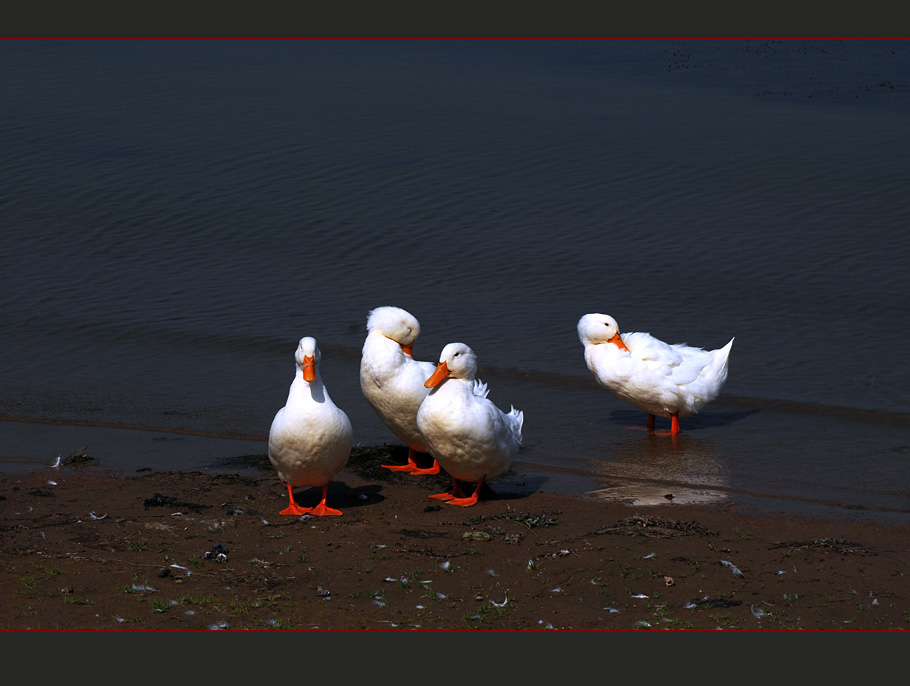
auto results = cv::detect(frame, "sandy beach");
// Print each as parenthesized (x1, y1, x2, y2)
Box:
(1, 444, 907, 631)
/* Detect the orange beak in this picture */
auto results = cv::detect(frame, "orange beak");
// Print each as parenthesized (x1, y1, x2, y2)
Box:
(424, 360, 449, 388)
(401, 343, 414, 357)
(608, 333, 630, 352)
(302, 355, 316, 382)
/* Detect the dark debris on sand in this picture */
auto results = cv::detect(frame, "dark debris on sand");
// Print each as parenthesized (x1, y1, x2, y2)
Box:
(593, 514, 716, 538)
(769, 538, 871, 555)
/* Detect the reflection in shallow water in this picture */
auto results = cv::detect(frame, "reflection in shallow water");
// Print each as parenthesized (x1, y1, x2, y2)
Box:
(586, 429, 730, 507)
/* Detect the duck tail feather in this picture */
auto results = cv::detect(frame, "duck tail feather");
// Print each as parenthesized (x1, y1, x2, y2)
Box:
(508, 406, 524, 443)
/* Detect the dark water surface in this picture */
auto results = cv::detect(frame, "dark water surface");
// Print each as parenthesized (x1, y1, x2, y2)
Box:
(2, 41, 908, 524)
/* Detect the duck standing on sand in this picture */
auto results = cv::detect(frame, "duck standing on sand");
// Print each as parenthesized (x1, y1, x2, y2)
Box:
(268, 337, 353, 516)
(577, 313, 733, 435)
(360, 306, 441, 475)
(417, 342, 523, 507)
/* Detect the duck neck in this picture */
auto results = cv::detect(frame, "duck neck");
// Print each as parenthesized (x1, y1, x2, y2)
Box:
(369, 332, 409, 366)
(430, 375, 471, 397)
(290, 373, 327, 404)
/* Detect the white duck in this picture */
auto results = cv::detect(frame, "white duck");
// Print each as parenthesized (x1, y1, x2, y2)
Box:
(417, 342, 523, 507)
(360, 306, 440, 475)
(577, 313, 734, 435)
(268, 336, 353, 516)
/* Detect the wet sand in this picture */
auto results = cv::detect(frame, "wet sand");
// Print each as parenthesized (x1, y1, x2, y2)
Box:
(2, 445, 908, 631)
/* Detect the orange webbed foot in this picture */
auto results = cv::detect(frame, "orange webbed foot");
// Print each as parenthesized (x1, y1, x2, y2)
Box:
(382, 463, 418, 472)
(307, 485, 342, 516)
(446, 493, 480, 507)
(280, 504, 311, 516)
(445, 478, 483, 507)
(410, 460, 441, 475)
(430, 476, 465, 501)
(280, 483, 311, 515)
(309, 502, 342, 516)
(382, 448, 423, 472)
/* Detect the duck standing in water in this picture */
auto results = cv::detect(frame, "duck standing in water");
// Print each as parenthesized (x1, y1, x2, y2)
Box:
(417, 342, 523, 507)
(268, 337, 353, 516)
(577, 313, 733, 435)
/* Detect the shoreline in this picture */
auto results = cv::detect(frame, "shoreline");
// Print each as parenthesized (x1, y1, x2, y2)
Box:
(3, 416, 908, 529)
(2, 445, 908, 631)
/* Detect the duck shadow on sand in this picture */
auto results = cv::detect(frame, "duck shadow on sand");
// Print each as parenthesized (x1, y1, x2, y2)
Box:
(231, 445, 542, 514)
(330, 472, 542, 510)
(343, 443, 542, 504)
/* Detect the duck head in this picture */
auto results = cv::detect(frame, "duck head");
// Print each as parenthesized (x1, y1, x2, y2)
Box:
(425, 342, 477, 388)
(366, 306, 421, 357)
(577, 313, 629, 352)
(295, 336, 320, 382)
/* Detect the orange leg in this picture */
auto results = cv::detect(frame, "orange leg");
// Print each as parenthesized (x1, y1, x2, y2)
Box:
(670, 412, 680, 435)
(308, 484, 342, 516)
(447, 477, 484, 507)
(382, 446, 421, 473)
(279, 482, 311, 516)
(646, 414, 656, 432)
(430, 477, 466, 501)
